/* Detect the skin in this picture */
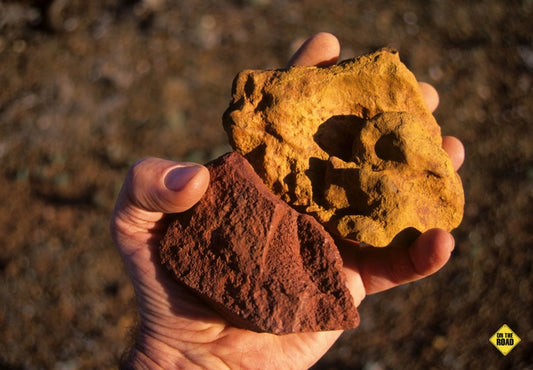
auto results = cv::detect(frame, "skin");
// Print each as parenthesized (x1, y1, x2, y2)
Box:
(111, 32, 465, 369)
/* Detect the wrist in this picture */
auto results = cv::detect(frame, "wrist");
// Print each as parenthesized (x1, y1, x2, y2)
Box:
(120, 348, 164, 370)
(120, 328, 192, 369)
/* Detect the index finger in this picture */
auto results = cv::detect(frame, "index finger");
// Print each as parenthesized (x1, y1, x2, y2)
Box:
(286, 32, 340, 68)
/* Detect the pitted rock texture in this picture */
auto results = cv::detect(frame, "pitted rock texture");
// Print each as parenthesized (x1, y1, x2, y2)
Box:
(160, 152, 359, 334)
(223, 49, 464, 247)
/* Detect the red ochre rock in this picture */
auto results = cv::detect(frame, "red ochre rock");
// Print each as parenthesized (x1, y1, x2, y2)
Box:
(160, 152, 359, 334)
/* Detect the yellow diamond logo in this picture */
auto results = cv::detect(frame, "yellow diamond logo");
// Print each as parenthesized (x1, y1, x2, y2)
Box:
(489, 324, 521, 356)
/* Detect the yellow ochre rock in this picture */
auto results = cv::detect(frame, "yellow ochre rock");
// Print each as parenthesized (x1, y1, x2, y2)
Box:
(223, 49, 464, 247)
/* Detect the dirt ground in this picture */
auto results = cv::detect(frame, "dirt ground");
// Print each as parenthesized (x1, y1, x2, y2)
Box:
(1, 1, 532, 368)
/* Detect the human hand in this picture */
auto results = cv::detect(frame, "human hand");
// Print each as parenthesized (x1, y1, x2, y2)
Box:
(287, 33, 464, 300)
(111, 32, 464, 369)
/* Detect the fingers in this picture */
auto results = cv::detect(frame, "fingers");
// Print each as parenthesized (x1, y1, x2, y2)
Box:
(345, 229, 455, 296)
(418, 82, 440, 112)
(407, 229, 455, 276)
(115, 157, 210, 217)
(286, 32, 340, 68)
(418, 82, 465, 171)
(442, 136, 465, 171)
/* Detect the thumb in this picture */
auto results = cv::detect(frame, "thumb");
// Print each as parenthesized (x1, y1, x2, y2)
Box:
(117, 157, 210, 217)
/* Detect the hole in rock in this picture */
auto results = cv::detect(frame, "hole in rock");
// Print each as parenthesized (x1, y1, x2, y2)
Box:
(314, 115, 365, 162)
(255, 92, 273, 112)
(244, 74, 255, 97)
(375, 133, 406, 163)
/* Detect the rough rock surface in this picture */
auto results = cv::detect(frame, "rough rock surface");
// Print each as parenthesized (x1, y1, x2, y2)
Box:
(160, 152, 359, 334)
(223, 49, 464, 247)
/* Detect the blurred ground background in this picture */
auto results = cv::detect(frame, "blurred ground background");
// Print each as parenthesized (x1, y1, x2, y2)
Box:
(0, 0, 532, 368)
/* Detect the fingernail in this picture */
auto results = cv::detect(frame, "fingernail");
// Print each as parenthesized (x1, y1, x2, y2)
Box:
(164, 165, 203, 191)
(448, 232, 456, 251)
